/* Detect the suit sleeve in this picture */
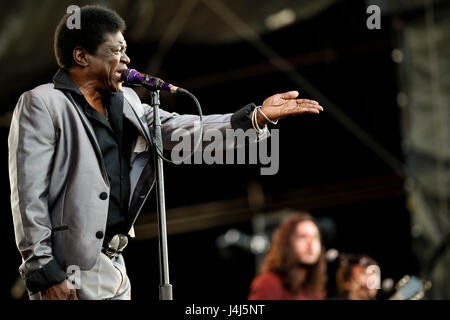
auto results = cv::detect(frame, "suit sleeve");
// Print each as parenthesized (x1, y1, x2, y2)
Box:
(143, 103, 269, 150)
(8, 91, 66, 294)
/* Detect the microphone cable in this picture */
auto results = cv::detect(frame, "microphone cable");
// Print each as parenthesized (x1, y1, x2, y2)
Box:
(152, 89, 204, 165)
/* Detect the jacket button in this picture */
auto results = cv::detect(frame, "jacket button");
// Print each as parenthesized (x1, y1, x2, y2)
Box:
(99, 192, 108, 200)
(96, 231, 104, 239)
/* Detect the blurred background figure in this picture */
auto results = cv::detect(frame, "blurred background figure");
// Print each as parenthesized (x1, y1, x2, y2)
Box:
(334, 253, 379, 300)
(248, 212, 327, 300)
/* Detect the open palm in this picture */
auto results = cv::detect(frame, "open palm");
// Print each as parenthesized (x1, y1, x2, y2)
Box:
(256, 91, 324, 125)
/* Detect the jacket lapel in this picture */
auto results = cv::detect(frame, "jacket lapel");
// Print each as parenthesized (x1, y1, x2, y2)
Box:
(63, 91, 110, 186)
(122, 93, 156, 230)
(122, 97, 153, 146)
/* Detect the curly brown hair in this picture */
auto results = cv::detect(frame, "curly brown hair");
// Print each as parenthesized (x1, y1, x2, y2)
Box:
(259, 212, 327, 296)
(335, 253, 378, 298)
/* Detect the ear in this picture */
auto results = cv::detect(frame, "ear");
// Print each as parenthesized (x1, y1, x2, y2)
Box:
(73, 46, 89, 67)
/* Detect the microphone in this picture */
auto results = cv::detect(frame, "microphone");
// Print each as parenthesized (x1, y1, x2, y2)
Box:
(121, 69, 187, 94)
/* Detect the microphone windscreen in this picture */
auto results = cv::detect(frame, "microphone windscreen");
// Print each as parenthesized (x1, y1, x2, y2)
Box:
(121, 69, 138, 84)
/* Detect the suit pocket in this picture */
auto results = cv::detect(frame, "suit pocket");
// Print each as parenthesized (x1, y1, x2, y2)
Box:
(52, 225, 69, 232)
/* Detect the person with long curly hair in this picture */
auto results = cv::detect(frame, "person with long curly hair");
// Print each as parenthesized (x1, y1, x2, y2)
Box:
(248, 212, 327, 300)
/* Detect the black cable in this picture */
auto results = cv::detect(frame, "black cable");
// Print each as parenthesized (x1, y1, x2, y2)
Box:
(153, 90, 203, 164)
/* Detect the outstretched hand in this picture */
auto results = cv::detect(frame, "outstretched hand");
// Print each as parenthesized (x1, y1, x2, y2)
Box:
(252, 91, 324, 127)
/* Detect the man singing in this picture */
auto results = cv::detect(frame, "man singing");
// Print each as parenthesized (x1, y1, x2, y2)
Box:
(8, 5, 323, 300)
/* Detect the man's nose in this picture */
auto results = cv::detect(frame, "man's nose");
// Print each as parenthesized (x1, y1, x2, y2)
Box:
(121, 52, 130, 65)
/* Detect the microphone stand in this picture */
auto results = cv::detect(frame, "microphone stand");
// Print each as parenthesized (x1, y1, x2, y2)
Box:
(149, 89, 173, 300)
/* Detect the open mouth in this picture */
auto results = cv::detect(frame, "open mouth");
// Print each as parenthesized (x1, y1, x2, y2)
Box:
(114, 71, 123, 82)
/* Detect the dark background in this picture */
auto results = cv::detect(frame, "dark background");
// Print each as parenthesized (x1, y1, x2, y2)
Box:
(1, 0, 424, 300)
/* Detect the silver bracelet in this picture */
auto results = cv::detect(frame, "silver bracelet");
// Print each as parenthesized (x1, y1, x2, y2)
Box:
(251, 107, 262, 134)
(256, 106, 278, 125)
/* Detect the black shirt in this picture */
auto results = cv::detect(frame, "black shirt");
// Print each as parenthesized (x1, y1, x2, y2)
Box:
(53, 69, 138, 245)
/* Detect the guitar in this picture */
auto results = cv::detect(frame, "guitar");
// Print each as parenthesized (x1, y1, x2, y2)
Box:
(388, 275, 431, 300)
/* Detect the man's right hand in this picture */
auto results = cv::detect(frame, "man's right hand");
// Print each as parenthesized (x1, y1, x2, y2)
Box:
(41, 280, 78, 300)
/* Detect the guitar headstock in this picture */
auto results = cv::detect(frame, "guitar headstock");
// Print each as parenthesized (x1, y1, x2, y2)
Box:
(389, 275, 432, 300)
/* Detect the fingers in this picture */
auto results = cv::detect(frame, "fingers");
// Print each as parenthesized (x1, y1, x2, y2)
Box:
(296, 99, 322, 108)
(298, 107, 321, 114)
(263, 94, 324, 119)
(295, 99, 323, 113)
(295, 98, 319, 104)
(278, 90, 299, 100)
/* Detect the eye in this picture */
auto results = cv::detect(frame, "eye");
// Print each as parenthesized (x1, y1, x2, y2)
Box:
(114, 46, 127, 55)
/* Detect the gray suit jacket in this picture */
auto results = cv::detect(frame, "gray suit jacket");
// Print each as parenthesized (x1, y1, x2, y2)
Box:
(9, 82, 260, 293)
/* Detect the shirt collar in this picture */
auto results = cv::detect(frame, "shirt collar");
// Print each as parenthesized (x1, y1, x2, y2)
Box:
(53, 68, 124, 131)
(53, 68, 83, 95)
(53, 68, 124, 101)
